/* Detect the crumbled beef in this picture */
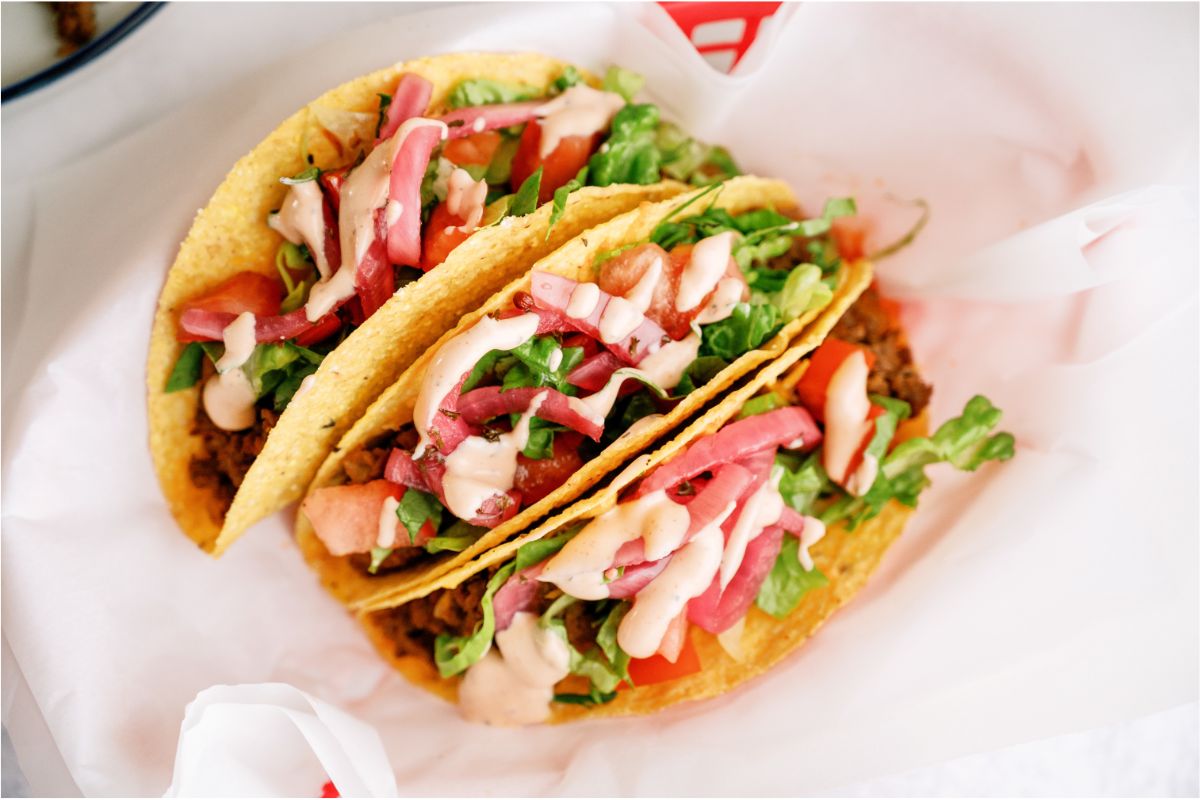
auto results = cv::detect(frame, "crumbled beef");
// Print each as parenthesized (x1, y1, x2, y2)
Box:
(189, 404, 278, 521)
(375, 568, 601, 665)
(340, 426, 419, 484)
(347, 547, 430, 575)
(831, 287, 931, 415)
(374, 569, 490, 658)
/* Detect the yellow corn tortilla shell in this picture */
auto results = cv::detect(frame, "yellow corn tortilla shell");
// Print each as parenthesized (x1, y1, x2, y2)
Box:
(296, 176, 851, 610)
(356, 328, 929, 722)
(146, 52, 686, 555)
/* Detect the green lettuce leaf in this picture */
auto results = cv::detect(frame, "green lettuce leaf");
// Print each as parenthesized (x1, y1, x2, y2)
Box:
(602, 66, 644, 101)
(738, 391, 787, 419)
(509, 167, 543, 217)
(756, 536, 829, 618)
(821, 395, 1015, 530)
(674, 355, 728, 396)
(448, 79, 540, 109)
(434, 562, 516, 677)
(396, 488, 444, 544)
(767, 264, 834, 321)
(698, 303, 782, 360)
(548, 166, 588, 232)
(773, 451, 830, 517)
(374, 93, 391, 139)
(514, 528, 578, 572)
(165, 343, 205, 392)
(597, 601, 632, 684)
(552, 66, 584, 93)
(587, 104, 661, 186)
(553, 687, 618, 706)
(656, 121, 740, 186)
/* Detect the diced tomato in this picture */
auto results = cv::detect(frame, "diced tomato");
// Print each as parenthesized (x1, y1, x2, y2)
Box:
(443, 130, 501, 167)
(626, 631, 701, 686)
(831, 216, 868, 262)
(292, 311, 342, 347)
(511, 122, 597, 204)
(300, 479, 404, 557)
(794, 338, 876, 423)
(597, 241, 746, 341)
(514, 431, 584, 506)
(420, 201, 473, 271)
(320, 780, 340, 798)
(180, 272, 283, 319)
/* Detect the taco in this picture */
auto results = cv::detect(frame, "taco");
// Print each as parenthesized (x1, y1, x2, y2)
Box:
(356, 282, 1014, 725)
(295, 175, 866, 609)
(148, 52, 737, 555)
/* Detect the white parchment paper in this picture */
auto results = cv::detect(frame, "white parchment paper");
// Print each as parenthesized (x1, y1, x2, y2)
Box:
(3, 3, 1197, 796)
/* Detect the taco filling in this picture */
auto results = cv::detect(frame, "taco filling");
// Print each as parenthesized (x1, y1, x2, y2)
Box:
(367, 293, 1013, 725)
(161, 64, 738, 516)
(300, 194, 860, 576)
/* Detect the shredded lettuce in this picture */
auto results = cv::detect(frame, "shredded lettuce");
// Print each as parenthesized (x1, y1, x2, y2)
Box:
(164, 343, 205, 392)
(656, 121, 740, 186)
(674, 355, 728, 396)
(738, 391, 787, 419)
(396, 488, 443, 545)
(768, 264, 833, 321)
(434, 562, 516, 677)
(587, 104, 662, 186)
(596, 601, 632, 684)
(514, 528, 577, 571)
(509, 167, 543, 217)
(773, 451, 829, 517)
(242, 342, 323, 411)
(552, 66, 584, 94)
(602, 66, 645, 102)
(276, 242, 315, 313)
(448, 79, 540, 109)
(697, 303, 782, 360)
(553, 687, 618, 706)
(823, 395, 1015, 531)
(547, 166, 588, 233)
(755, 536, 830, 618)
(368, 547, 392, 574)
(484, 134, 521, 185)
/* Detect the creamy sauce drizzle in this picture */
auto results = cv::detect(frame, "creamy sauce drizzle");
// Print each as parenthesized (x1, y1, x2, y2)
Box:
(846, 453, 879, 497)
(823, 350, 873, 484)
(215, 311, 257, 373)
(414, 313, 540, 454)
(307, 117, 447, 321)
(617, 522, 726, 658)
(694, 277, 743, 324)
(376, 496, 400, 548)
(534, 85, 625, 158)
(565, 282, 601, 319)
(458, 608, 570, 728)
(441, 392, 546, 520)
(201, 369, 256, 432)
(634, 333, 700, 390)
(446, 167, 487, 232)
(269, 181, 333, 279)
(718, 473, 784, 590)
(304, 263, 357, 322)
(676, 231, 736, 312)
(547, 347, 563, 371)
(796, 515, 826, 572)
(625, 255, 663, 313)
(597, 295, 642, 343)
(539, 490, 689, 600)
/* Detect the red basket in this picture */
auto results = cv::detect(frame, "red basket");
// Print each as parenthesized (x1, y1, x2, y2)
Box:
(659, 2, 783, 72)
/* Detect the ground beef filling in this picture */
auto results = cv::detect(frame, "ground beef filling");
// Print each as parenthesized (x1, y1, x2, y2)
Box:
(370, 287, 930, 666)
(188, 405, 278, 521)
(374, 569, 599, 662)
(830, 286, 931, 416)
